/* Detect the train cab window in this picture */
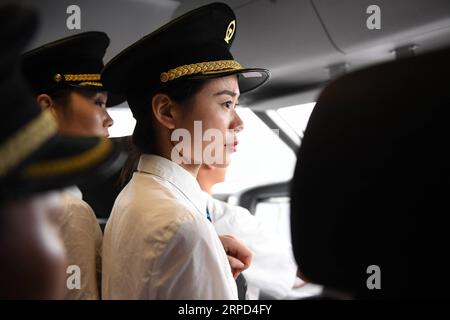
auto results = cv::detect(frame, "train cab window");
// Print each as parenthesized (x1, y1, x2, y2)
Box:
(108, 107, 135, 138)
(212, 107, 296, 194)
(214, 103, 316, 227)
(253, 197, 291, 242)
(277, 102, 316, 139)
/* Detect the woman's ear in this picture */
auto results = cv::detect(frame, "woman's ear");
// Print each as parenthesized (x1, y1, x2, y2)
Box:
(36, 94, 54, 111)
(151, 93, 176, 130)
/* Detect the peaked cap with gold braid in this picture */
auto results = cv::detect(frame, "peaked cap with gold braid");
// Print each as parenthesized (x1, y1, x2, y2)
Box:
(21, 32, 125, 107)
(101, 2, 270, 117)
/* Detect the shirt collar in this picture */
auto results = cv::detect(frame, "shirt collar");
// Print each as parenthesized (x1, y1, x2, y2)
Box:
(137, 154, 207, 217)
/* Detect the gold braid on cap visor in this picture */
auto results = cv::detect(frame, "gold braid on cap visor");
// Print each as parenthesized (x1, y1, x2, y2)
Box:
(54, 73, 103, 87)
(0, 110, 58, 177)
(160, 60, 242, 83)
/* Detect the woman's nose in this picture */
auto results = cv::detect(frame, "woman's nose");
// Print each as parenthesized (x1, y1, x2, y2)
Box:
(232, 111, 244, 133)
(104, 110, 114, 128)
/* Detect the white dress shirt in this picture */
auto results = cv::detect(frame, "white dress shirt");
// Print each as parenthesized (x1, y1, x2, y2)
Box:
(206, 193, 298, 299)
(102, 154, 238, 300)
(59, 187, 102, 300)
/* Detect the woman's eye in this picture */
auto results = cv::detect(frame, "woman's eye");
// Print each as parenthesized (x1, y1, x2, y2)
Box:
(95, 101, 106, 108)
(222, 101, 233, 109)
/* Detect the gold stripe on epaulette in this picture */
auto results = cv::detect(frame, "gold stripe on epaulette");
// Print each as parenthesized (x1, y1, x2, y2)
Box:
(0, 110, 58, 177)
(23, 137, 112, 177)
(54, 73, 101, 82)
(160, 60, 242, 83)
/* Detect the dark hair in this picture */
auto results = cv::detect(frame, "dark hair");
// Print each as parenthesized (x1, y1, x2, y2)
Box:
(118, 78, 208, 186)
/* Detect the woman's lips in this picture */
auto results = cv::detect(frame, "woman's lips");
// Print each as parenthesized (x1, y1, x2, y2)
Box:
(225, 139, 238, 152)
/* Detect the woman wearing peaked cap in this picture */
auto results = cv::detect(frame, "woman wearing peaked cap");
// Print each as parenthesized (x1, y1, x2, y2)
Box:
(20, 32, 125, 300)
(101, 2, 269, 299)
(0, 4, 124, 299)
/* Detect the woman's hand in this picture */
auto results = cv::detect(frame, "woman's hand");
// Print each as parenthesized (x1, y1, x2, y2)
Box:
(219, 234, 253, 279)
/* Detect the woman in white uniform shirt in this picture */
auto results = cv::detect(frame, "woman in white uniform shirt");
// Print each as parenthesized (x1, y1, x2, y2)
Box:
(21, 32, 121, 299)
(101, 3, 270, 299)
(197, 165, 302, 299)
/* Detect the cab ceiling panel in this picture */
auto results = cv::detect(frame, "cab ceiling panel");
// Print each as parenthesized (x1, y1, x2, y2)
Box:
(176, 0, 342, 77)
(179, 0, 346, 108)
(20, 0, 180, 61)
(312, 0, 450, 54)
(241, 0, 450, 108)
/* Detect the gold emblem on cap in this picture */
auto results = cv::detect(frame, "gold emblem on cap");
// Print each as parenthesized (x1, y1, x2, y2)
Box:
(224, 20, 236, 44)
(54, 73, 63, 82)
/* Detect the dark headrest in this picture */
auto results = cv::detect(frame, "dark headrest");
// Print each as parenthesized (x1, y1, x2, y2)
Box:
(290, 46, 450, 299)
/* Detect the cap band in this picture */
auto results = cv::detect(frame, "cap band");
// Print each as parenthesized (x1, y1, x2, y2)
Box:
(160, 59, 242, 83)
(23, 137, 112, 177)
(0, 110, 58, 177)
(54, 73, 101, 82)
(52, 73, 103, 88)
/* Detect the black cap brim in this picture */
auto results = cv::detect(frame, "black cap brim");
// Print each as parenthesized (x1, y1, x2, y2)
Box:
(2, 134, 126, 199)
(188, 67, 270, 94)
